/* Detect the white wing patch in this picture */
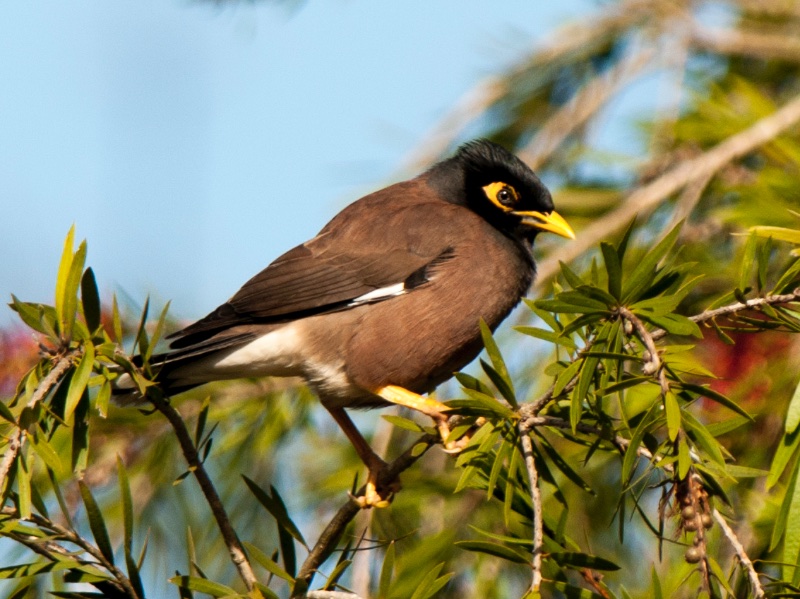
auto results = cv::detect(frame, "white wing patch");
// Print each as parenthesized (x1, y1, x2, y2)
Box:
(349, 283, 406, 306)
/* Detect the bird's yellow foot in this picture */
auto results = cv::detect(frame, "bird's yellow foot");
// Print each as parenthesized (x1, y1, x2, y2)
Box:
(375, 385, 475, 454)
(352, 470, 402, 509)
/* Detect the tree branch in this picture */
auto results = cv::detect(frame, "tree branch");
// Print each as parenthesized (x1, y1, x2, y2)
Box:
(651, 289, 800, 341)
(517, 427, 544, 593)
(0, 353, 74, 494)
(292, 432, 438, 598)
(148, 393, 258, 593)
(534, 92, 800, 288)
(712, 509, 766, 599)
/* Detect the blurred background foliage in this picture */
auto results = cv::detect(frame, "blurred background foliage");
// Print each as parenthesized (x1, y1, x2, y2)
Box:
(4, 0, 800, 597)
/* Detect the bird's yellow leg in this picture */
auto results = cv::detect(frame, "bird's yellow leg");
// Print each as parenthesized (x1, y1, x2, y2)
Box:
(374, 384, 465, 453)
(325, 406, 399, 508)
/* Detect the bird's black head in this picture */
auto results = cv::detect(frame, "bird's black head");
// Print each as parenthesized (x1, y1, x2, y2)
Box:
(426, 139, 574, 243)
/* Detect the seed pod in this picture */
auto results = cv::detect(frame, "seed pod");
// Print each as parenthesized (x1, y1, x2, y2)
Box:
(684, 519, 699, 532)
(701, 513, 713, 529)
(685, 547, 702, 564)
(681, 506, 696, 520)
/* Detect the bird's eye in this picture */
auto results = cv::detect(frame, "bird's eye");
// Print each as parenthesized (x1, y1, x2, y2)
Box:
(497, 187, 514, 206)
(482, 181, 519, 211)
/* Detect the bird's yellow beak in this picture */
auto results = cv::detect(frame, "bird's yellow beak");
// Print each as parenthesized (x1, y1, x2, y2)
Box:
(514, 210, 576, 239)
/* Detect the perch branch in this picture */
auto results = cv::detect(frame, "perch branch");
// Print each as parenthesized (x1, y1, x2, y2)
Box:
(148, 393, 258, 593)
(0, 353, 74, 494)
(712, 509, 766, 599)
(517, 426, 544, 593)
(292, 432, 439, 598)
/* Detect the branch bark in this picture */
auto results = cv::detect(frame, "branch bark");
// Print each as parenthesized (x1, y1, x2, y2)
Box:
(148, 393, 258, 593)
(534, 92, 800, 288)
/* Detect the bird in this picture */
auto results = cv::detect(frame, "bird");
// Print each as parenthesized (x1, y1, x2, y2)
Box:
(115, 139, 574, 507)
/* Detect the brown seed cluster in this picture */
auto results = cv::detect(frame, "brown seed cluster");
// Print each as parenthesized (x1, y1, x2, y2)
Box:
(674, 476, 713, 564)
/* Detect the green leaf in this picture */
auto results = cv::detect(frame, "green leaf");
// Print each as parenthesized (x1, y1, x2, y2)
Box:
(554, 359, 582, 397)
(65, 343, 94, 422)
(541, 581, 604, 599)
(243, 542, 294, 583)
(117, 457, 144, 598)
(409, 563, 453, 599)
(769, 427, 800, 490)
(638, 312, 702, 338)
(378, 541, 395, 599)
(664, 392, 681, 442)
(787, 377, 800, 434)
(169, 575, 239, 597)
(537, 435, 594, 495)
(601, 242, 622, 300)
(242, 477, 307, 549)
(681, 410, 726, 467)
(559, 260, 586, 289)
(382, 414, 426, 433)
(739, 231, 758, 291)
(677, 436, 691, 479)
(455, 541, 529, 564)
(479, 320, 516, 406)
(55, 226, 76, 337)
(549, 551, 620, 571)
(679, 382, 752, 421)
(61, 240, 87, 339)
(480, 359, 517, 407)
(78, 481, 114, 566)
(27, 431, 63, 476)
(17, 451, 32, 520)
(773, 457, 800, 552)
(621, 222, 682, 302)
(514, 326, 578, 350)
(80, 267, 101, 333)
(451, 388, 516, 420)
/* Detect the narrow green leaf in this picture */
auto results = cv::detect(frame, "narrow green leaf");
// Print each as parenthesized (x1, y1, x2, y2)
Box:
(243, 542, 295, 583)
(378, 541, 395, 599)
(541, 581, 604, 599)
(679, 382, 752, 421)
(78, 481, 114, 566)
(554, 359, 582, 397)
(664, 392, 681, 442)
(65, 343, 94, 422)
(111, 295, 123, 343)
(787, 377, 800, 434)
(549, 551, 620, 571)
(455, 541, 529, 564)
(538, 436, 594, 494)
(788, 466, 800, 585)
(382, 414, 426, 433)
(17, 451, 32, 520)
(480, 359, 517, 407)
(638, 312, 702, 338)
(27, 431, 63, 477)
(677, 436, 691, 479)
(739, 231, 758, 291)
(242, 477, 307, 548)
(681, 410, 725, 467)
(622, 222, 682, 302)
(601, 242, 622, 300)
(55, 226, 76, 337)
(455, 372, 494, 396)
(479, 320, 515, 405)
(80, 267, 101, 333)
(169, 575, 238, 597)
(559, 260, 586, 289)
(62, 240, 87, 339)
(768, 427, 800, 490)
(773, 458, 800, 552)
(514, 326, 578, 349)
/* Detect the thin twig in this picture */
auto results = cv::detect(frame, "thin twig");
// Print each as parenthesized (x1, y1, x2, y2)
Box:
(692, 27, 800, 64)
(518, 427, 544, 593)
(651, 289, 800, 341)
(306, 592, 363, 599)
(712, 509, 766, 599)
(534, 91, 800, 287)
(521, 45, 657, 170)
(292, 433, 438, 598)
(0, 353, 74, 493)
(148, 393, 258, 593)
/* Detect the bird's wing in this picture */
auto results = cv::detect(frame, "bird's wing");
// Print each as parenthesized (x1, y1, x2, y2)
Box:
(168, 200, 459, 349)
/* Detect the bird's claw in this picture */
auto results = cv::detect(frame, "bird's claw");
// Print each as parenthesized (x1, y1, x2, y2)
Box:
(352, 475, 402, 509)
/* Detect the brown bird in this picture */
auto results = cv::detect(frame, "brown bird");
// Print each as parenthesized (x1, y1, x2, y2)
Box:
(116, 139, 574, 507)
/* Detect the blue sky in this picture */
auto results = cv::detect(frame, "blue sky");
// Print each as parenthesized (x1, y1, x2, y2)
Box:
(0, 0, 593, 327)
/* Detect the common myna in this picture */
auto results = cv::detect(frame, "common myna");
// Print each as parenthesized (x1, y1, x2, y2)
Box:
(117, 139, 574, 506)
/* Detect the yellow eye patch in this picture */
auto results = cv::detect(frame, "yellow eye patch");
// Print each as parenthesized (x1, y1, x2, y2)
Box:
(482, 181, 519, 211)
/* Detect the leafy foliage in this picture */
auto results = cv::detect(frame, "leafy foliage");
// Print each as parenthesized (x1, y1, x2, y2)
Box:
(5, 1, 800, 598)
